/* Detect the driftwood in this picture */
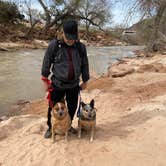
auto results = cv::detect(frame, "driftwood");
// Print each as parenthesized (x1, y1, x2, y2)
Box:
(111, 68, 135, 78)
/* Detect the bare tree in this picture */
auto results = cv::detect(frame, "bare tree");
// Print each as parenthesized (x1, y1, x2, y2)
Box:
(118, 0, 166, 52)
(37, 0, 112, 33)
(15, 0, 41, 38)
(146, 0, 166, 51)
(38, 0, 51, 27)
(77, 0, 112, 35)
(37, 0, 81, 30)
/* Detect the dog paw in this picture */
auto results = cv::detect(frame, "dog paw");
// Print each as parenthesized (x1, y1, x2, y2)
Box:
(90, 138, 93, 142)
(51, 140, 55, 144)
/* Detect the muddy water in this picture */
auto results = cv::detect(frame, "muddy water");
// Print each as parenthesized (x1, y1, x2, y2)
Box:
(0, 46, 144, 116)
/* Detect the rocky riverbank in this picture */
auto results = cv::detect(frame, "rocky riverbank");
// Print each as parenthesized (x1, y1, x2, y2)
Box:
(0, 40, 48, 51)
(0, 38, 126, 51)
(0, 23, 126, 51)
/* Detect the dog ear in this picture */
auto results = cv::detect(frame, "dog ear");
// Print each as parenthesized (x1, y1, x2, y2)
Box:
(90, 99, 94, 108)
(81, 101, 86, 107)
(60, 98, 65, 104)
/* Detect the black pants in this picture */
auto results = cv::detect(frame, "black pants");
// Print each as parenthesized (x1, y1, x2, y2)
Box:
(47, 85, 80, 130)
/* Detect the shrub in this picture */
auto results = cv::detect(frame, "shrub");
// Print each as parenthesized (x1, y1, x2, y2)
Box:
(0, 0, 23, 24)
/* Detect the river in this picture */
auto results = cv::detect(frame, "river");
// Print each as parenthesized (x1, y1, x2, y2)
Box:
(0, 46, 144, 116)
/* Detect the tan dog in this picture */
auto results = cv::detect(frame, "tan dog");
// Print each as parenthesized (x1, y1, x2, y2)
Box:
(51, 101, 71, 143)
(78, 99, 96, 142)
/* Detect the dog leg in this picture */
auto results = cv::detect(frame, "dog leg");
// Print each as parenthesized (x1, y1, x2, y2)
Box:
(52, 126, 55, 143)
(78, 122, 82, 139)
(65, 130, 68, 142)
(90, 126, 95, 142)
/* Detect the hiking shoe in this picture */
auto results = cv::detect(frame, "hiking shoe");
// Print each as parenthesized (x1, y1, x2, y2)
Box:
(69, 126, 78, 134)
(44, 129, 52, 138)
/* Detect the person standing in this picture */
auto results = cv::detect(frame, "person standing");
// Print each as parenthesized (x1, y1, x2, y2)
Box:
(41, 20, 90, 138)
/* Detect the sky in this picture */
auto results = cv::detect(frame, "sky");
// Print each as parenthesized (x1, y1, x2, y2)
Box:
(8, 0, 142, 28)
(111, 1, 141, 27)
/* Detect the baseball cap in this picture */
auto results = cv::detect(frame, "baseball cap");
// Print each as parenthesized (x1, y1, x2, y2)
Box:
(63, 20, 78, 40)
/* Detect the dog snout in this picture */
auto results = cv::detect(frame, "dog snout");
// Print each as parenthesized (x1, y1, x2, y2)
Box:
(59, 111, 63, 116)
(57, 109, 64, 116)
(88, 113, 92, 118)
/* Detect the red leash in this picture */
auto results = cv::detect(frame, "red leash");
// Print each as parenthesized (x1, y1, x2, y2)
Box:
(41, 76, 54, 108)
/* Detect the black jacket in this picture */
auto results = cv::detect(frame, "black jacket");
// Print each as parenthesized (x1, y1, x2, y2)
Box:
(41, 39, 90, 89)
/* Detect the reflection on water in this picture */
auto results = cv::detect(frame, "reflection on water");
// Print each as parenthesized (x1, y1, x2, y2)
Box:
(0, 46, 144, 115)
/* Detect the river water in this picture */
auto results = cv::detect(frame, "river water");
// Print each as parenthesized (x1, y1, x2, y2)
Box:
(0, 46, 143, 116)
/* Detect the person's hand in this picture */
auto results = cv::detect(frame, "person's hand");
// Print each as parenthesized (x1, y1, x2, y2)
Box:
(80, 82, 87, 90)
(41, 76, 51, 91)
(43, 81, 50, 91)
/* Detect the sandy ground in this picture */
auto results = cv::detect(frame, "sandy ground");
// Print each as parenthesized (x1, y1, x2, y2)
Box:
(0, 52, 166, 166)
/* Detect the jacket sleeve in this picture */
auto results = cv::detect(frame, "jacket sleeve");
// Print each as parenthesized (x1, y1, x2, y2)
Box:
(41, 39, 56, 78)
(81, 43, 90, 82)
